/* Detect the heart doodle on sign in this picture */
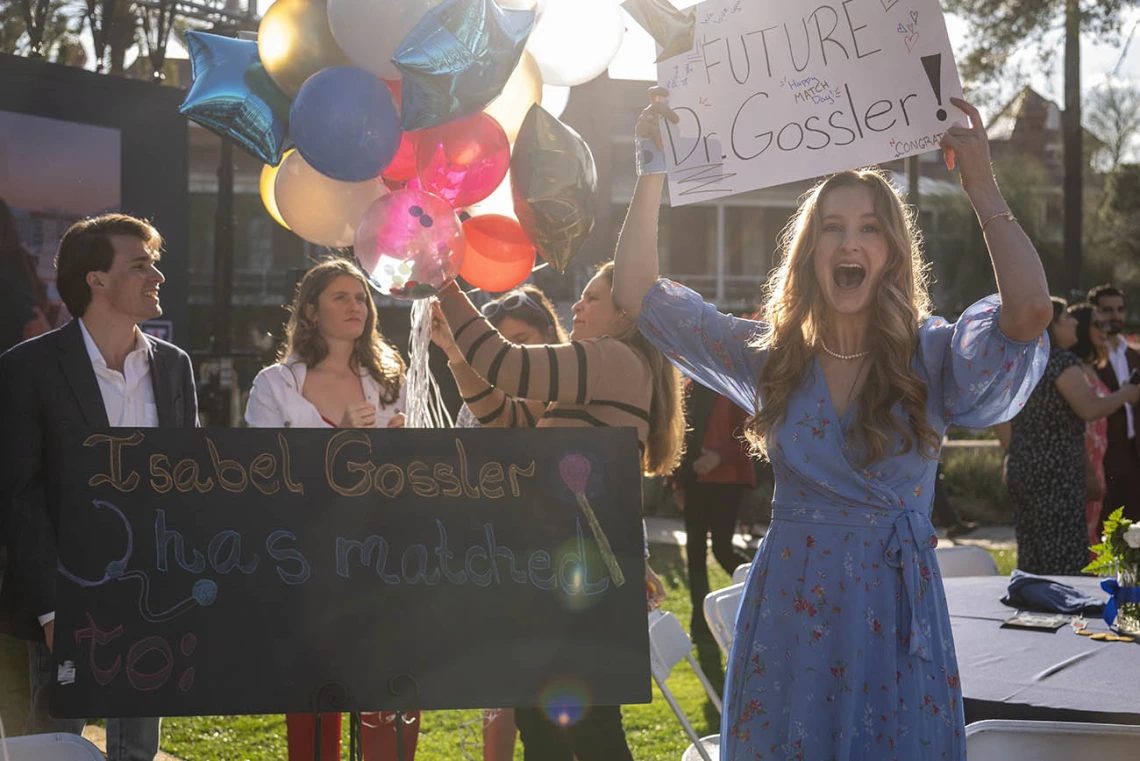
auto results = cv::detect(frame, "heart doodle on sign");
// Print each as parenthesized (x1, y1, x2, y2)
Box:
(905, 32, 920, 52)
(911, 9, 920, 24)
(898, 23, 907, 33)
(880, 0, 900, 11)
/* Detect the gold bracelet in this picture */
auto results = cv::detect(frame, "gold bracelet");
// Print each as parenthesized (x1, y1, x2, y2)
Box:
(980, 210, 1016, 231)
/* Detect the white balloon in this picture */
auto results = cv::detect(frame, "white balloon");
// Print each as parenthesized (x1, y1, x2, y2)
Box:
(327, 0, 442, 81)
(541, 84, 571, 118)
(465, 169, 517, 221)
(526, 0, 625, 87)
(274, 152, 389, 248)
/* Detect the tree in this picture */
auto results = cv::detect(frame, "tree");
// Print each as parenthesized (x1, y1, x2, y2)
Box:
(945, 0, 1140, 294)
(1086, 79, 1140, 171)
(1087, 163, 1140, 290)
(926, 153, 1066, 311)
(0, 0, 85, 63)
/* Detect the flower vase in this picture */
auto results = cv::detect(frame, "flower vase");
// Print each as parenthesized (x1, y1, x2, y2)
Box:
(1115, 564, 1140, 636)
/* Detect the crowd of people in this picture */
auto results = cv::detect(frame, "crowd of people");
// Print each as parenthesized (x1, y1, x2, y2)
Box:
(0, 84, 1134, 761)
(996, 285, 1140, 576)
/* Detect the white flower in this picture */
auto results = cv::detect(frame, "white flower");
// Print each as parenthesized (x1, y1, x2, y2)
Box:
(1124, 526, 1140, 549)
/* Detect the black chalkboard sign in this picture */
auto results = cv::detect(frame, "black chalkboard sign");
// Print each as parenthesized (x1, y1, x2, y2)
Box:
(51, 427, 648, 718)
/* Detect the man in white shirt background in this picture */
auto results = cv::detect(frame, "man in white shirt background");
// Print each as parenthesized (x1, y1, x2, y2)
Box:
(1090, 284, 1140, 524)
(0, 214, 199, 761)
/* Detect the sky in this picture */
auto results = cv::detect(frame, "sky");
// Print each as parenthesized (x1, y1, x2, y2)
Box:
(143, 0, 1140, 122)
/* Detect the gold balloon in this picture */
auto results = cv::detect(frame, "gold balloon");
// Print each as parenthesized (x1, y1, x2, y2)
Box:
(260, 150, 293, 230)
(274, 152, 388, 248)
(483, 51, 543, 143)
(258, 0, 351, 97)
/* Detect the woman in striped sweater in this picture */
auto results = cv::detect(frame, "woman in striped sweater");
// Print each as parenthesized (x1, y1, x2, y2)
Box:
(433, 261, 683, 761)
(441, 285, 567, 433)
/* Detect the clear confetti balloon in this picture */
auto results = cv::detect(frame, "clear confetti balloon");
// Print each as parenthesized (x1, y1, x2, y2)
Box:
(355, 189, 466, 299)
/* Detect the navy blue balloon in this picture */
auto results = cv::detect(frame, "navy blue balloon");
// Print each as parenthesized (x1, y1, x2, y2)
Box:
(394, 0, 535, 131)
(289, 66, 402, 182)
(180, 31, 292, 166)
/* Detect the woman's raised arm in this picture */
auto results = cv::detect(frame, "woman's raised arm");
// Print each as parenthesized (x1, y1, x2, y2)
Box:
(940, 97, 1053, 342)
(613, 87, 678, 319)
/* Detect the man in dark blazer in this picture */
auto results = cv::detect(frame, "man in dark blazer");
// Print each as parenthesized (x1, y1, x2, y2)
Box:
(0, 214, 197, 761)
(1090, 284, 1140, 523)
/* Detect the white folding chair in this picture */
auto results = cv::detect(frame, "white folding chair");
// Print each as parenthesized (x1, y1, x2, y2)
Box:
(703, 582, 744, 657)
(732, 562, 751, 585)
(935, 545, 998, 577)
(648, 608, 722, 761)
(966, 720, 1140, 759)
(0, 733, 106, 761)
(681, 733, 720, 761)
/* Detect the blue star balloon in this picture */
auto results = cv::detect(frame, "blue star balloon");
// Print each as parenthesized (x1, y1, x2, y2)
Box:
(393, 0, 535, 131)
(180, 31, 292, 166)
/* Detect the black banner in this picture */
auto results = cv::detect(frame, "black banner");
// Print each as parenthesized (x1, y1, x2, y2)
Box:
(51, 427, 649, 717)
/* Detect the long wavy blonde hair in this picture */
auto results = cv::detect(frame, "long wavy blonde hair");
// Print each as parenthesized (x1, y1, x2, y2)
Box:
(597, 262, 685, 476)
(280, 258, 406, 405)
(748, 169, 939, 466)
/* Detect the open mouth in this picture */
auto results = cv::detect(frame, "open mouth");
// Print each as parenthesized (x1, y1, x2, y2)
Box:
(832, 263, 866, 292)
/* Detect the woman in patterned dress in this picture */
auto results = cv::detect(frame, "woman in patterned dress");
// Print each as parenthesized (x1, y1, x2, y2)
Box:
(1005, 302, 1140, 574)
(613, 90, 1053, 760)
(1067, 302, 1114, 546)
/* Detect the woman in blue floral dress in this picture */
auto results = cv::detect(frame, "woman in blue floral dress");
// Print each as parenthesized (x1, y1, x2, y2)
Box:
(613, 92, 1053, 760)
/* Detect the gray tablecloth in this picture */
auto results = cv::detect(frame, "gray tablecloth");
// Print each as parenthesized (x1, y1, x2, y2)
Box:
(945, 575, 1140, 725)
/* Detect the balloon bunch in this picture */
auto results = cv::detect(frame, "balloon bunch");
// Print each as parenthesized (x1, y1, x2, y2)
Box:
(179, 0, 633, 297)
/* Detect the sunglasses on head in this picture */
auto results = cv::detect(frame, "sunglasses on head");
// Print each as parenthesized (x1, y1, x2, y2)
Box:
(481, 291, 549, 323)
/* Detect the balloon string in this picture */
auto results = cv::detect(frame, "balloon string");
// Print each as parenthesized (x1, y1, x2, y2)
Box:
(407, 300, 453, 430)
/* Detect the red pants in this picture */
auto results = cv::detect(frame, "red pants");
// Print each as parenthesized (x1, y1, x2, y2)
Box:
(286, 711, 421, 761)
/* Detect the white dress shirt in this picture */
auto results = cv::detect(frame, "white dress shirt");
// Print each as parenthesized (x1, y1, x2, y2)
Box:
(1107, 337, 1136, 439)
(43, 320, 159, 627)
(244, 358, 405, 429)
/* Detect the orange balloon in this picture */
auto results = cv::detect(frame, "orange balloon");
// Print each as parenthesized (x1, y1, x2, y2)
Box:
(459, 214, 536, 293)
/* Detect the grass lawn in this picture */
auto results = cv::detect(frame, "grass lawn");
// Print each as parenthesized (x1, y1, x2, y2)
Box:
(2, 543, 1019, 760)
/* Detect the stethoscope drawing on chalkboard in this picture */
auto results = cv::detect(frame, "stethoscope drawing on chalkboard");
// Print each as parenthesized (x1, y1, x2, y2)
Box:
(59, 499, 217, 623)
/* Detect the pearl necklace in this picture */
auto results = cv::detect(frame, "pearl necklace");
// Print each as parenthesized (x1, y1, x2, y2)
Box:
(820, 340, 869, 361)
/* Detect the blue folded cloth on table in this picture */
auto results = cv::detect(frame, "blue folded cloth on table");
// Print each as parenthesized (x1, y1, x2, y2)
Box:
(1000, 570, 1106, 615)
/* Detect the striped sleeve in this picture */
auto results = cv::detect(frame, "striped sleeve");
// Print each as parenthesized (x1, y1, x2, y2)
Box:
(459, 377, 545, 429)
(438, 286, 603, 404)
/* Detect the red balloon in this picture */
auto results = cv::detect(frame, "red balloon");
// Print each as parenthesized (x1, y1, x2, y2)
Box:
(382, 79, 419, 182)
(459, 214, 536, 293)
(416, 112, 510, 208)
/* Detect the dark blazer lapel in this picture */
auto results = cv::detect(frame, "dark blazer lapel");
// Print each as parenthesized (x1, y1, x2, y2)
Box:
(57, 320, 110, 428)
(146, 337, 174, 428)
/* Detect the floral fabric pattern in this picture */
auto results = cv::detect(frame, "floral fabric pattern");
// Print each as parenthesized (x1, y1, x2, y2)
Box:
(640, 279, 1048, 760)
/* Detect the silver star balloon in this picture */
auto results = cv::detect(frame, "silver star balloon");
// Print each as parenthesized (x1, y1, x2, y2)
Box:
(622, 0, 696, 63)
(510, 104, 597, 274)
(180, 32, 292, 165)
(393, 0, 535, 131)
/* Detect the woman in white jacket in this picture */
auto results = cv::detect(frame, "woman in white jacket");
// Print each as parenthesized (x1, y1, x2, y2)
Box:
(244, 257, 413, 761)
(246, 258, 406, 430)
